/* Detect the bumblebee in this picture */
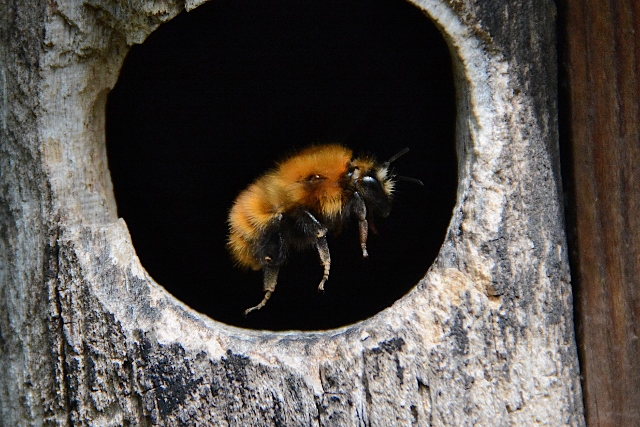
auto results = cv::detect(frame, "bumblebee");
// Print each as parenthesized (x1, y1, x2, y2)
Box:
(227, 144, 416, 315)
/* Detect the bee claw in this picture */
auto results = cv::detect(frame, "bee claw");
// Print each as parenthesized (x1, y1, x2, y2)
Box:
(244, 290, 273, 316)
(318, 274, 329, 291)
(361, 244, 369, 258)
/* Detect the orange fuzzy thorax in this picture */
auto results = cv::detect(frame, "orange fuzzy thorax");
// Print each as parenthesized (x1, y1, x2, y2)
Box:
(276, 144, 352, 219)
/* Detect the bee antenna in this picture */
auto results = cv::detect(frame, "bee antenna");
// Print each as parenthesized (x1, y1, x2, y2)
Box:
(396, 175, 424, 186)
(382, 148, 421, 185)
(383, 147, 410, 167)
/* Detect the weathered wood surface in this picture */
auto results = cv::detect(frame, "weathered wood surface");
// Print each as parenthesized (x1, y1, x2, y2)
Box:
(0, 0, 584, 426)
(559, 0, 640, 425)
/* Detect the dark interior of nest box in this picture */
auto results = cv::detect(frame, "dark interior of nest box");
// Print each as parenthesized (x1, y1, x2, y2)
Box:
(106, 0, 457, 331)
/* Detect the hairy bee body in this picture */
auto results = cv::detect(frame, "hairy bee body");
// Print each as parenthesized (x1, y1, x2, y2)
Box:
(228, 144, 398, 315)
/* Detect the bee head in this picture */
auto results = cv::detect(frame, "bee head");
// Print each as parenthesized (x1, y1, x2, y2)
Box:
(347, 148, 422, 218)
(347, 158, 394, 217)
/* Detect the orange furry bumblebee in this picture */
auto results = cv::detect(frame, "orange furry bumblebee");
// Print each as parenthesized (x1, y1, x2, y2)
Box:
(228, 144, 415, 315)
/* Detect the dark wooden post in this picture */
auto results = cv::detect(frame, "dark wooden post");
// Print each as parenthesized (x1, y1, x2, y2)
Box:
(559, 0, 640, 425)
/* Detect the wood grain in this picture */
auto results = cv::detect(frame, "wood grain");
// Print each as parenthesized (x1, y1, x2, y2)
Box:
(0, 0, 585, 425)
(560, 0, 640, 425)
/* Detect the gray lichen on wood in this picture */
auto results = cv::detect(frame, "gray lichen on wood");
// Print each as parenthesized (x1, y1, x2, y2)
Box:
(0, 0, 585, 425)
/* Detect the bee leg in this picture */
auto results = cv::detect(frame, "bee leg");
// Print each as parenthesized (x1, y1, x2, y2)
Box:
(300, 210, 332, 292)
(316, 235, 331, 292)
(244, 265, 279, 316)
(353, 192, 369, 258)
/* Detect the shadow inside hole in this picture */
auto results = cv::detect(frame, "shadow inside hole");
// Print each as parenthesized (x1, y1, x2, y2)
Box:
(106, 0, 456, 330)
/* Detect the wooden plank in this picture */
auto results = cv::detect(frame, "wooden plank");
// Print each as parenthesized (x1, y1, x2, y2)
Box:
(559, 0, 640, 425)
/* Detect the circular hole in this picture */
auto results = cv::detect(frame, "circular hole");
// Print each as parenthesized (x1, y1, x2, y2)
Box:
(106, 0, 456, 330)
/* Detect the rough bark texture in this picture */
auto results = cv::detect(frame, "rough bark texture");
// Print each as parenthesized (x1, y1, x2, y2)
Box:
(559, 0, 640, 425)
(0, 0, 585, 426)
